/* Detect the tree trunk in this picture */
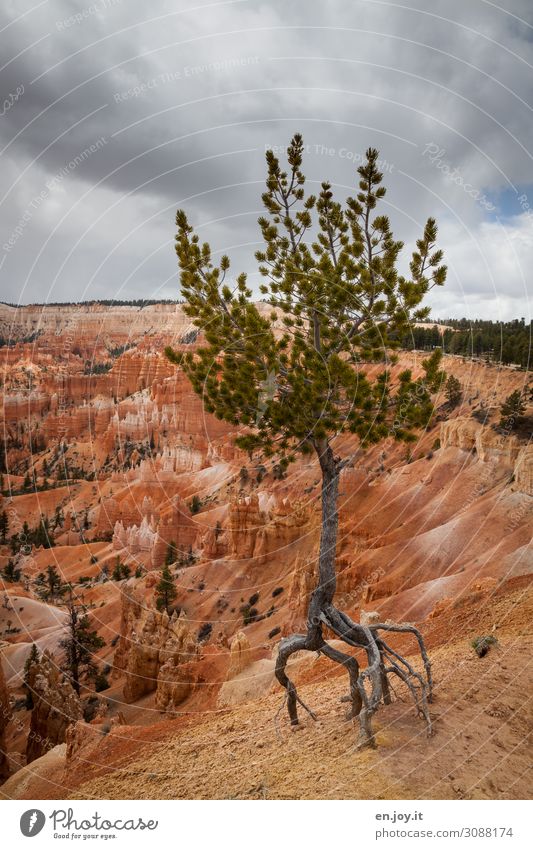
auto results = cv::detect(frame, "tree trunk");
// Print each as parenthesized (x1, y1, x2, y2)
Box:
(275, 438, 433, 744)
(307, 439, 339, 630)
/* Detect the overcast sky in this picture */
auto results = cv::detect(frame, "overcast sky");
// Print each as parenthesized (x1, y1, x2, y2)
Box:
(1, 0, 532, 319)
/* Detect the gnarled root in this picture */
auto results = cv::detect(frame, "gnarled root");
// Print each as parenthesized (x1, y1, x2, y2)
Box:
(275, 606, 433, 745)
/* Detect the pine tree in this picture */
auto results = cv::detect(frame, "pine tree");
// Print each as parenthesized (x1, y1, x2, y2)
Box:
(166, 137, 444, 746)
(155, 563, 177, 614)
(0, 509, 8, 542)
(2, 559, 21, 582)
(111, 558, 131, 580)
(23, 643, 40, 709)
(421, 348, 445, 391)
(165, 540, 177, 566)
(34, 515, 54, 549)
(189, 495, 201, 514)
(60, 595, 105, 694)
(45, 564, 64, 597)
(33, 565, 63, 599)
(445, 375, 462, 408)
(53, 505, 64, 530)
(499, 390, 525, 431)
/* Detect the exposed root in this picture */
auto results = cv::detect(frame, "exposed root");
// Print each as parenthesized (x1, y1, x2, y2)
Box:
(274, 444, 433, 746)
(275, 605, 433, 745)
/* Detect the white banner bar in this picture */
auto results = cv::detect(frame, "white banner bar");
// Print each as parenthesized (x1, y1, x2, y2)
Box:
(1, 799, 530, 848)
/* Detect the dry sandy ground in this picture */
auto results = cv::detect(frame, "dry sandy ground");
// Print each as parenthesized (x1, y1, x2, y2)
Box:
(2, 580, 531, 801)
(68, 636, 532, 800)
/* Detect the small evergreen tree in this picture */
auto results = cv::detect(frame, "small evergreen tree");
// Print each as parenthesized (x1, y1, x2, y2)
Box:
(2, 559, 21, 582)
(93, 670, 110, 692)
(60, 595, 105, 694)
(34, 515, 54, 549)
(23, 643, 40, 709)
(445, 374, 462, 408)
(165, 540, 177, 566)
(155, 563, 177, 614)
(111, 557, 130, 580)
(421, 347, 445, 391)
(499, 390, 525, 431)
(112, 557, 122, 580)
(189, 495, 201, 514)
(53, 505, 64, 529)
(45, 564, 64, 597)
(0, 509, 9, 542)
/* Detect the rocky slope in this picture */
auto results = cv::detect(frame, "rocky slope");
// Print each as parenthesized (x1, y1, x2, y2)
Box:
(0, 302, 531, 797)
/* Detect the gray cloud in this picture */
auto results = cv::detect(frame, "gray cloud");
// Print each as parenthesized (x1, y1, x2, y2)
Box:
(0, 0, 532, 318)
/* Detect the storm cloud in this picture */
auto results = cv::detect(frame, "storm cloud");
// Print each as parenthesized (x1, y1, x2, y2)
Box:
(1, 0, 532, 318)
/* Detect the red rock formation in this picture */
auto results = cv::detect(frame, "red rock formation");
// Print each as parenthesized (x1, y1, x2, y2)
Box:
(226, 494, 310, 563)
(285, 554, 317, 632)
(0, 661, 10, 780)
(25, 651, 83, 763)
(226, 631, 251, 679)
(151, 497, 197, 568)
(114, 585, 197, 704)
(227, 494, 265, 559)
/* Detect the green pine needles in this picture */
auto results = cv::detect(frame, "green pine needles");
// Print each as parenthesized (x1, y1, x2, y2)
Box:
(166, 136, 447, 461)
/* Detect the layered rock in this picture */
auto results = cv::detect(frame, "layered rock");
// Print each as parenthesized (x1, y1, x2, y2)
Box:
(440, 417, 522, 464)
(514, 445, 533, 496)
(0, 661, 10, 780)
(227, 494, 310, 562)
(226, 631, 251, 679)
(227, 494, 265, 559)
(285, 554, 317, 631)
(25, 651, 83, 763)
(254, 498, 310, 562)
(150, 497, 197, 568)
(114, 585, 197, 705)
(441, 417, 532, 495)
(155, 659, 195, 714)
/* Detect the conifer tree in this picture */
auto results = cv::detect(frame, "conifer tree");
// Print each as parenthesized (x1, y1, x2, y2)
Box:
(155, 563, 177, 614)
(34, 515, 54, 549)
(166, 137, 446, 745)
(165, 540, 177, 566)
(445, 374, 462, 408)
(60, 595, 105, 694)
(499, 390, 525, 431)
(45, 564, 64, 598)
(2, 559, 21, 583)
(23, 643, 40, 709)
(0, 509, 9, 543)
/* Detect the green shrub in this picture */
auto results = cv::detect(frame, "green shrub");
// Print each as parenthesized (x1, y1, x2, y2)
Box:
(197, 622, 212, 642)
(189, 495, 202, 514)
(471, 634, 498, 658)
(94, 672, 110, 692)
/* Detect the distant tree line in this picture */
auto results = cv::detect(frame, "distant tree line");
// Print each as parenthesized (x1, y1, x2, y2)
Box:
(400, 318, 531, 369)
(0, 298, 181, 308)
